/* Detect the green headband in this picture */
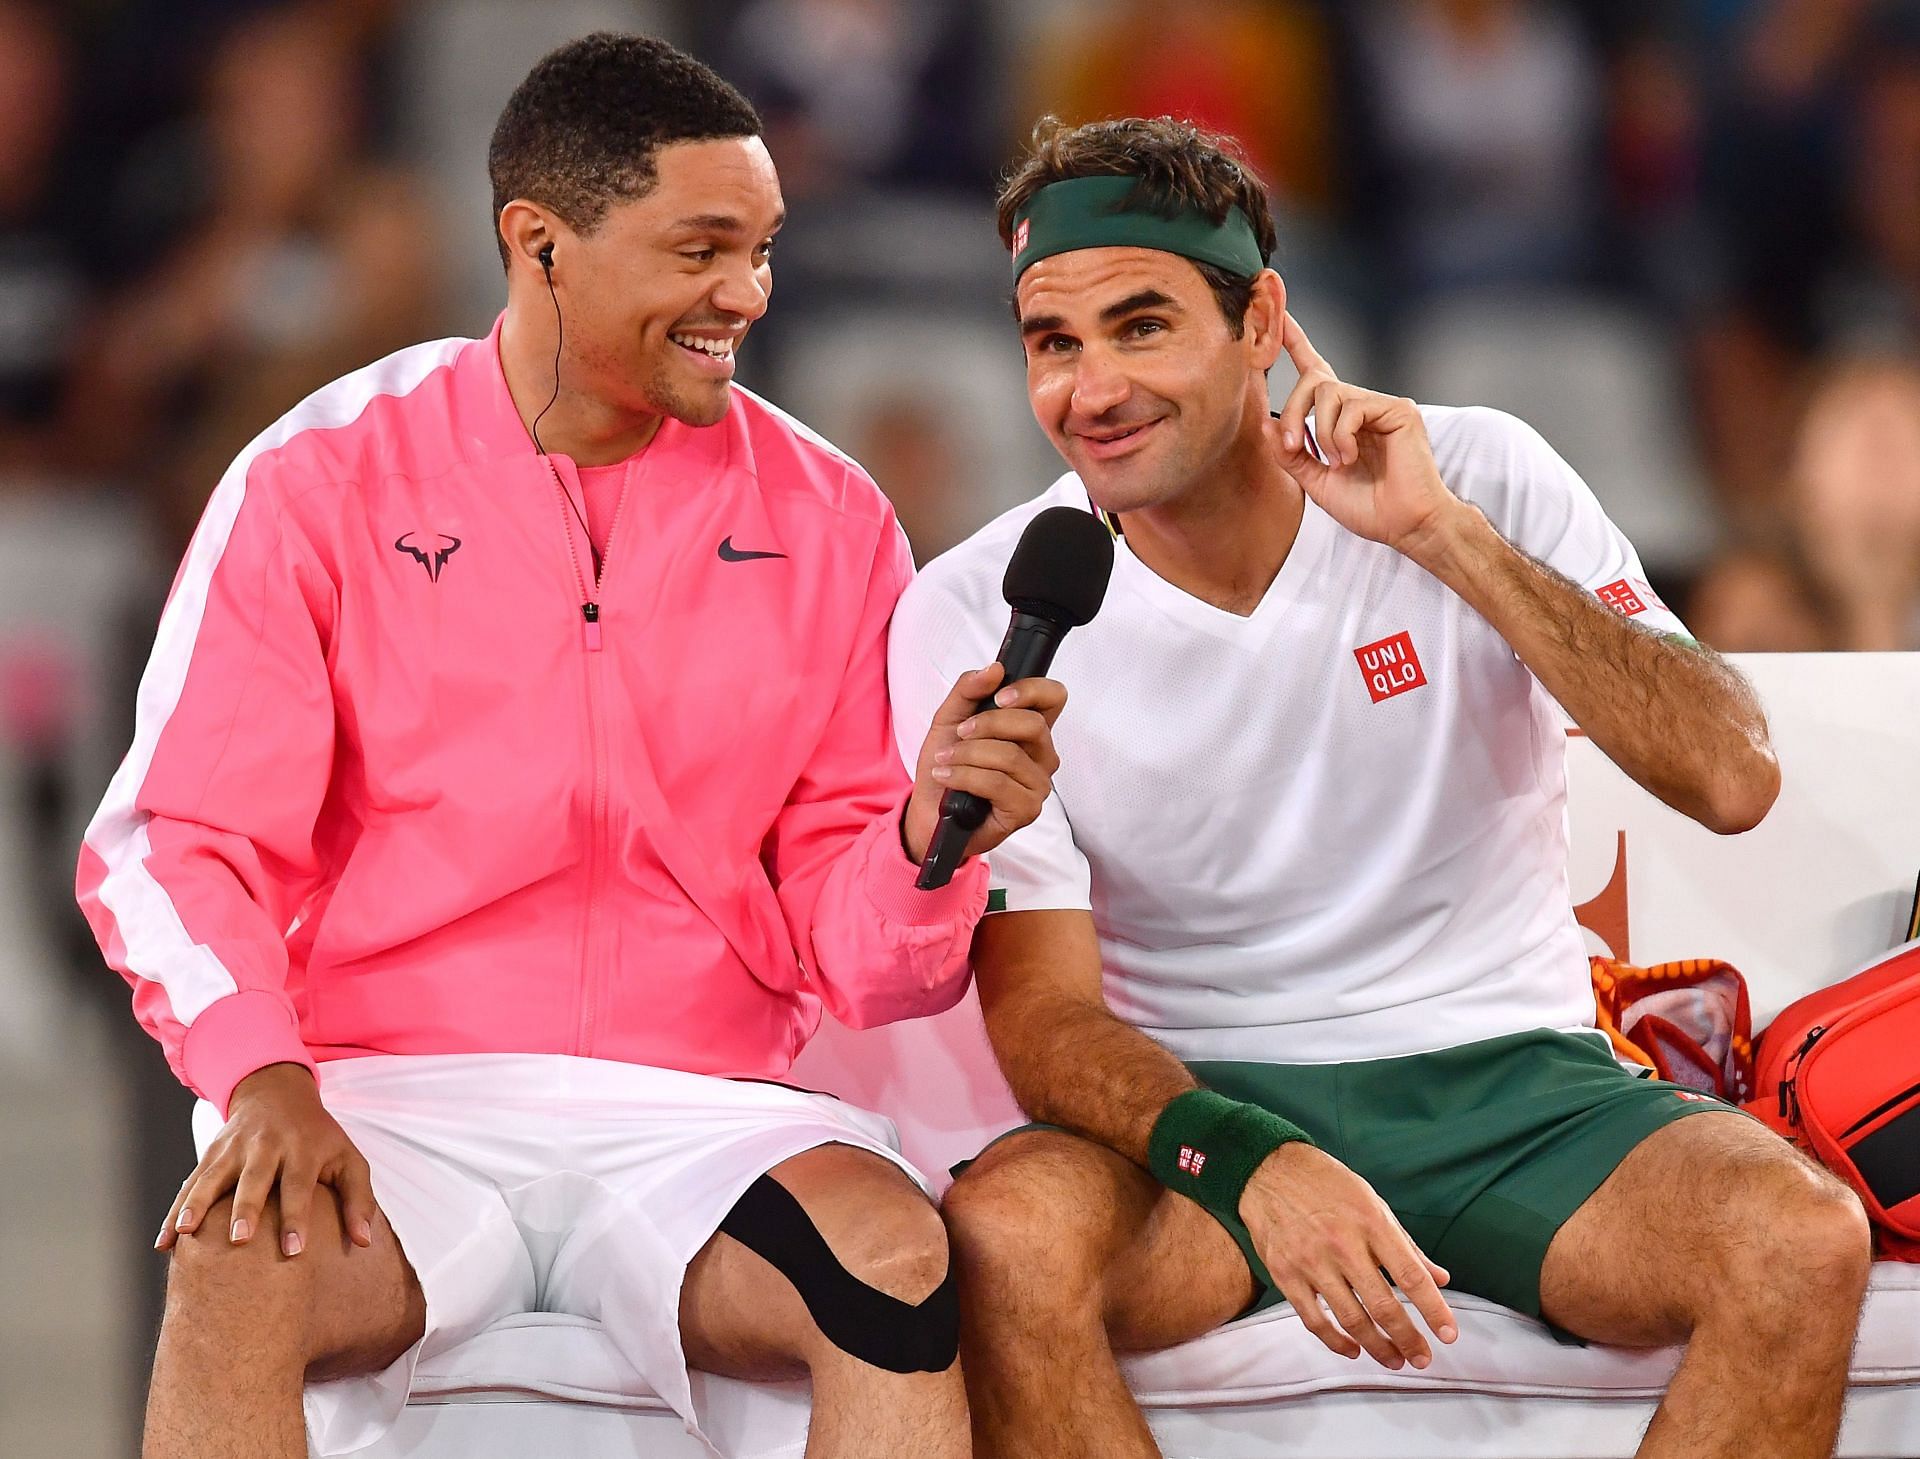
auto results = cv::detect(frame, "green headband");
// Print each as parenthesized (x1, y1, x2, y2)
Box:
(1010, 174, 1266, 282)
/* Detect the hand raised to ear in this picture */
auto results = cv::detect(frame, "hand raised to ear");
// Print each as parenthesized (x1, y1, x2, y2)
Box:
(1270, 316, 1464, 558)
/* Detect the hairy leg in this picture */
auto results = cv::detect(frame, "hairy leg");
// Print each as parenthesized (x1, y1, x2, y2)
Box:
(146, 1192, 424, 1459)
(679, 1143, 966, 1459)
(1540, 1112, 1871, 1459)
(941, 1129, 1257, 1459)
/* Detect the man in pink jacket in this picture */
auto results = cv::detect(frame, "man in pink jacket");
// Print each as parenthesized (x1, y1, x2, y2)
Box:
(76, 34, 1061, 1459)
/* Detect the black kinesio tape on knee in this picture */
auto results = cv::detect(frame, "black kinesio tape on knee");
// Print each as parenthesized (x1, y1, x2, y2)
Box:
(716, 1174, 959, 1374)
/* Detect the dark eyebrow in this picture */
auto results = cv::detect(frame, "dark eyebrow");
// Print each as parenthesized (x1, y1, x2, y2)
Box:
(672, 212, 787, 235)
(1019, 289, 1181, 339)
(1100, 288, 1178, 323)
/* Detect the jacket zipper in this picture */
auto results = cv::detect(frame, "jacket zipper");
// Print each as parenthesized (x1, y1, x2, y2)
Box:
(546, 458, 633, 1057)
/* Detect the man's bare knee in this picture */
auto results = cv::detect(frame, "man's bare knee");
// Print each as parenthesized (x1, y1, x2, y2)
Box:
(1697, 1157, 1872, 1332)
(942, 1132, 1251, 1354)
(166, 1197, 317, 1350)
(943, 1136, 1113, 1314)
(704, 1152, 962, 1377)
(769, 1187, 957, 1377)
(169, 1195, 308, 1285)
(1750, 1171, 1871, 1293)
(165, 1193, 421, 1380)
(824, 1188, 953, 1307)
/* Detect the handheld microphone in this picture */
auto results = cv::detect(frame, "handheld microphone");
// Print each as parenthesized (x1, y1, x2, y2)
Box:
(915, 506, 1115, 890)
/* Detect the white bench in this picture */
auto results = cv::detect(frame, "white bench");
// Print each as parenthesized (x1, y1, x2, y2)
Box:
(361, 653, 1920, 1459)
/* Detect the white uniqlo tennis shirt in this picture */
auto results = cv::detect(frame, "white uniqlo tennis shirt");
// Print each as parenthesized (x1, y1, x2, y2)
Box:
(889, 405, 1692, 1065)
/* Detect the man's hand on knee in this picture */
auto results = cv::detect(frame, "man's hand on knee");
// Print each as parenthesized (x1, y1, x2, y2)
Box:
(159, 1062, 380, 1260)
(1241, 1144, 1458, 1371)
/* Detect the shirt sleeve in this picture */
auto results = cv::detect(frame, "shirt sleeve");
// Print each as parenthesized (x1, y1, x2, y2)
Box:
(75, 458, 332, 1116)
(887, 557, 1093, 918)
(762, 499, 987, 1031)
(975, 792, 1094, 916)
(1451, 406, 1695, 641)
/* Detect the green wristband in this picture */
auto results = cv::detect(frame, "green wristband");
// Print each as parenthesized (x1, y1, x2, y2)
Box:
(1147, 1089, 1314, 1220)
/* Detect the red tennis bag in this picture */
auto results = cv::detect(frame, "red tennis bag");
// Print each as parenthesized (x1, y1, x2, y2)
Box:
(1747, 938, 1920, 1261)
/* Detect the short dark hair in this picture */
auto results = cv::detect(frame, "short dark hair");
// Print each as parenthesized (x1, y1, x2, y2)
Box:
(487, 32, 762, 267)
(995, 116, 1278, 336)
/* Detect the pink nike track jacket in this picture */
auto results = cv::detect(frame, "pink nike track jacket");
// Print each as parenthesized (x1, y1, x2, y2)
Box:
(77, 319, 987, 1115)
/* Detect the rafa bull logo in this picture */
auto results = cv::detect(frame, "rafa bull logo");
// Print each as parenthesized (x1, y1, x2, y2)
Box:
(394, 532, 462, 583)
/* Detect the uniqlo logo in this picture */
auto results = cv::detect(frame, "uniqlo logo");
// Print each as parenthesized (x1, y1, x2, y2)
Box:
(1176, 1145, 1207, 1176)
(1596, 579, 1648, 616)
(1355, 631, 1427, 704)
(1013, 218, 1031, 253)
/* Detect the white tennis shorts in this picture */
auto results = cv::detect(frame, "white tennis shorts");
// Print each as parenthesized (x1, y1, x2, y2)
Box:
(189, 1052, 925, 1457)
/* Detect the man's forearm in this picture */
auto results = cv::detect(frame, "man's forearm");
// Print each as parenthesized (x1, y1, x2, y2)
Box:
(1404, 502, 1780, 833)
(985, 986, 1197, 1165)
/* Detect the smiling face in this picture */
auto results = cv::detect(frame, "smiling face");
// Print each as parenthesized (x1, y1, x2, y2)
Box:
(1017, 246, 1279, 515)
(550, 135, 785, 429)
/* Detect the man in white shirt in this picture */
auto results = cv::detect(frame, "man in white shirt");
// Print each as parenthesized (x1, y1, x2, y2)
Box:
(888, 116, 1871, 1459)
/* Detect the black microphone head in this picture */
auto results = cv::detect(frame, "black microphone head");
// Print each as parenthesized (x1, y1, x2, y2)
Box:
(1002, 506, 1116, 627)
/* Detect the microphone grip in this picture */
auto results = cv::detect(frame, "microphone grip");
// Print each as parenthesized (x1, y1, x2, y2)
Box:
(914, 613, 1066, 890)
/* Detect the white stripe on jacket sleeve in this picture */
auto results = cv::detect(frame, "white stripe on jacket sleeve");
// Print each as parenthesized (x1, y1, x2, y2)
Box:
(82, 336, 471, 1025)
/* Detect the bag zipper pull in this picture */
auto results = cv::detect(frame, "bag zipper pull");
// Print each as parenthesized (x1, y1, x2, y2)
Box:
(1776, 1024, 1827, 1124)
(1791, 1024, 1827, 1065)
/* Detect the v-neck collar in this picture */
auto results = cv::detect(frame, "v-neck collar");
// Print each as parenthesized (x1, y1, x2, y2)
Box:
(1088, 481, 1334, 645)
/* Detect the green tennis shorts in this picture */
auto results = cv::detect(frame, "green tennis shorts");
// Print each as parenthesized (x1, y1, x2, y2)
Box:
(1189, 1028, 1739, 1330)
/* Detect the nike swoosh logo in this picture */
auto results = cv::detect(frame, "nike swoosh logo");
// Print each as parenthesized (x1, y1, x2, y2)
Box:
(718, 536, 787, 562)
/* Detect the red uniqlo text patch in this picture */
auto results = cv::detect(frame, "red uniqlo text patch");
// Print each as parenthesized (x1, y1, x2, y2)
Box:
(1355, 631, 1427, 704)
(1177, 1145, 1207, 1176)
(1589, 575, 1666, 614)
(1597, 578, 1650, 616)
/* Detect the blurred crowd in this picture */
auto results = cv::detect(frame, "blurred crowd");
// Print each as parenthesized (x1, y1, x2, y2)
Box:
(4, 0, 1920, 914)
(11, 0, 1920, 1026)
(5, 0, 1920, 629)
(1, 0, 1917, 906)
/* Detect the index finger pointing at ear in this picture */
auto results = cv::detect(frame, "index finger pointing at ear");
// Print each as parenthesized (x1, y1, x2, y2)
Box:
(1281, 312, 1335, 381)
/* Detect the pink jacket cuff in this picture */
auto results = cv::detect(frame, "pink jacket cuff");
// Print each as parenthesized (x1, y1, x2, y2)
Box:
(182, 989, 318, 1117)
(866, 807, 990, 929)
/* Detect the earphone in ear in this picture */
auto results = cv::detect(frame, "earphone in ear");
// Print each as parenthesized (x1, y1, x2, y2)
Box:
(529, 236, 594, 562)
(531, 240, 563, 462)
